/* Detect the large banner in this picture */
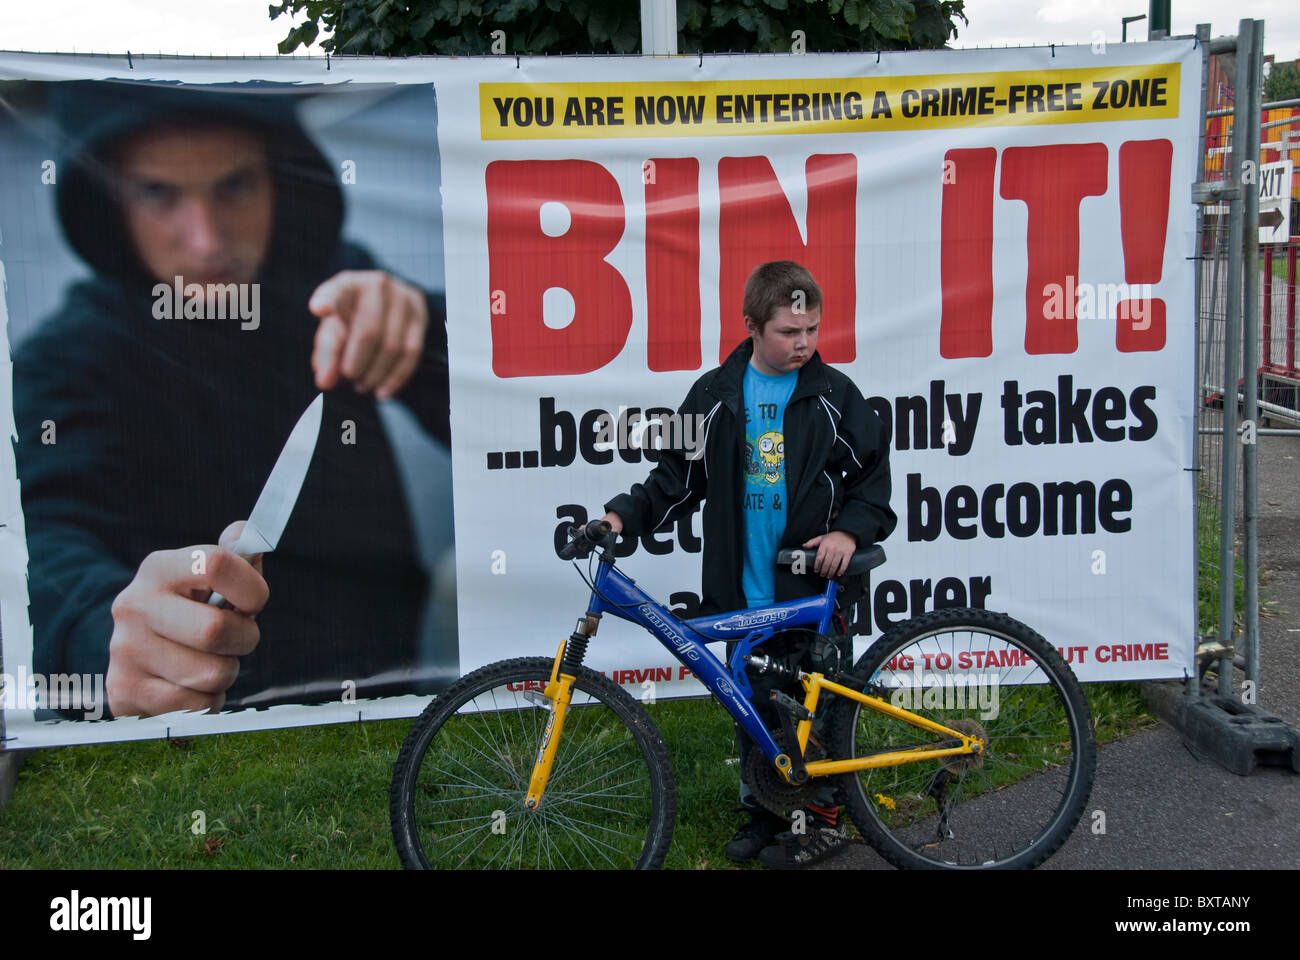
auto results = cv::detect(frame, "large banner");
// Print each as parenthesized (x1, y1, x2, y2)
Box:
(0, 42, 1202, 747)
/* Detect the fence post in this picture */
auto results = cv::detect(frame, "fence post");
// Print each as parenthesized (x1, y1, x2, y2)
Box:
(1215, 20, 1253, 697)
(1191, 21, 1212, 701)
(1241, 18, 1265, 696)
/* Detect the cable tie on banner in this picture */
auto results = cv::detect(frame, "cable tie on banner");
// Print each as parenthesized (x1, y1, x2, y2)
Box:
(876, 50, 881, 63)
(1051, 44, 1056, 58)
(326, 53, 330, 71)
(126, 51, 133, 69)
(516, 55, 520, 68)
(699, 51, 703, 68)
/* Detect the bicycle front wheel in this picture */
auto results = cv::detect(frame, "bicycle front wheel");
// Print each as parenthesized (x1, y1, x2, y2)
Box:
(832, 608, 1095, 869)
(390, 657, 676, 869)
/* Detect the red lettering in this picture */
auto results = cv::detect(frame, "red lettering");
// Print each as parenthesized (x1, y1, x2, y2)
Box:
(486, 160, 632, 376)
(1116, 139, 1171, 352)
(645, 158, 701, 371)
(940, 148, 996, 358)
(717, 154, 857, 362)
(999, 144, 1108, 354)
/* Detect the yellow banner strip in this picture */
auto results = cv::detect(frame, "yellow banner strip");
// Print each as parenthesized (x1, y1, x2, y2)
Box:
(479, 64, 1180, 140)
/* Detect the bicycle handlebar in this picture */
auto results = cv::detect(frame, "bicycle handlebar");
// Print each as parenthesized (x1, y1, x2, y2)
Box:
(559, 519, 615, 560)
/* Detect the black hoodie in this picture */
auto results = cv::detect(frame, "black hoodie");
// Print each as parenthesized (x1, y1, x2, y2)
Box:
(13, 80, 452, 715)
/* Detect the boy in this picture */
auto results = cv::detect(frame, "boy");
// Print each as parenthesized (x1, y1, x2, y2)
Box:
(601, 260, 896, 867)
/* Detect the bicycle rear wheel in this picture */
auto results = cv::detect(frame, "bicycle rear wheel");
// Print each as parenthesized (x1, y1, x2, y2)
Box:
(390, 657, 676, 869)
(832, 608, 1095, 869)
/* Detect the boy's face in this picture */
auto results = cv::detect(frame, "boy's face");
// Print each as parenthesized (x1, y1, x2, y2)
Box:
(746, 305, 820, 376)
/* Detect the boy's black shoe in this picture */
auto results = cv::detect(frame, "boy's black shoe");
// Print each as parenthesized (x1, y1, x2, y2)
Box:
(757, 805, 850, 869)
(724, 808, 786, 862)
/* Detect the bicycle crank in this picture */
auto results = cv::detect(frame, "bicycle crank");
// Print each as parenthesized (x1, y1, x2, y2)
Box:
(744, 729, 827, 816)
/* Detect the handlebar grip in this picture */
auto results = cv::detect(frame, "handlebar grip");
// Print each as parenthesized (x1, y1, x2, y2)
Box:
(559, 519, 615, 560)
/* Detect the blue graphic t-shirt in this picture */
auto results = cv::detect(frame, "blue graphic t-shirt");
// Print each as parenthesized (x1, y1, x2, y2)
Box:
(742, 364, 798, 607)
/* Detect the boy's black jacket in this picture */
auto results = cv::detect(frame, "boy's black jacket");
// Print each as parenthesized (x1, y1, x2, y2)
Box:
(606, 338, 897, 616)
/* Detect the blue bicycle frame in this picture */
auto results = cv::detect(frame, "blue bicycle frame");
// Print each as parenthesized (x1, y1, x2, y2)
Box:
(582, 553, 840, 769)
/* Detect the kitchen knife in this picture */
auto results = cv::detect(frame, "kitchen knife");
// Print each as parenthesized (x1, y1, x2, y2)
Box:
(208, 393, 324, 608)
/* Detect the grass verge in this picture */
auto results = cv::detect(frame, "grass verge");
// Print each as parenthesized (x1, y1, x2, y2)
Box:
(1, 678, 1154, 870)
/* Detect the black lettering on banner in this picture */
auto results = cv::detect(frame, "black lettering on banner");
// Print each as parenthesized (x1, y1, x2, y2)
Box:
(906, 474, 1135, 542)
(540, 397, 577, 467)
(553, 503, 703, 560)
(852, 569, 995, 636)
(864, 380, 981, 455)
(1000, 380, 1160, 446)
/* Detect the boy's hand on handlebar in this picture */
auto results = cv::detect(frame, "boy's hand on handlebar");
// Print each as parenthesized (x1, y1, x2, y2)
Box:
(601, 512, 624, 535)
(802, 530, 857, 578)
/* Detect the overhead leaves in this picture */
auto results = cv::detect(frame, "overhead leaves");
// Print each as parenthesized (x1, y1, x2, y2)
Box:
(269, 0, 967, 55)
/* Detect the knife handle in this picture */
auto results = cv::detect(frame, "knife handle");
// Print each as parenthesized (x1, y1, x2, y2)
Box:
(206, 537, 259, 610)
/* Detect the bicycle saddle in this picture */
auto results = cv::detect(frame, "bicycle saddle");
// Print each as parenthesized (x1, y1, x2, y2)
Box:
(775, 544, 886, 577)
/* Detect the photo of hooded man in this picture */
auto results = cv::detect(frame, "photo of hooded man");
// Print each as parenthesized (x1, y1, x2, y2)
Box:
(8, 79, 455, 721)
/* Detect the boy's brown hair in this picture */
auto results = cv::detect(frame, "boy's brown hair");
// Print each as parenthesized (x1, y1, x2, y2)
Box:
(742, 260, 822, 332)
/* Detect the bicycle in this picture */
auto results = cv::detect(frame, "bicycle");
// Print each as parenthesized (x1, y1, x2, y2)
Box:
(390, 519, 1096, 869)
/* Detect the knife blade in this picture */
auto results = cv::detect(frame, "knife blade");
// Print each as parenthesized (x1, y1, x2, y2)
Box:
(208, 393, 324, 608)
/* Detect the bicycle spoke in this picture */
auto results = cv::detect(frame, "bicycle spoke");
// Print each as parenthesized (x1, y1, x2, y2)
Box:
(392, 660, 673, 871)
(833, 614, 1094, 869)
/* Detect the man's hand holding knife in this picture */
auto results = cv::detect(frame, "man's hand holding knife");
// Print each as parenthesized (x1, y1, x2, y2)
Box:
(107, 393, 325, 719)
(107, 265, 421, 719)
(106, 521, 268, 719)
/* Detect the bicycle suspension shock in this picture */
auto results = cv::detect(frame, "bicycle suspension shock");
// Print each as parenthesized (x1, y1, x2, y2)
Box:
(560, 612, 601, 674)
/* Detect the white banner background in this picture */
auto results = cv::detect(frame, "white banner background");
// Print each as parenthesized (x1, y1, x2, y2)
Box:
(437, 42, 1201, 692)
(0, 42, 1201, 747)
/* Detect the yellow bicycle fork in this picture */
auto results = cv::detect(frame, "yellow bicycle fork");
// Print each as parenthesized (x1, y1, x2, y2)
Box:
(524, 613, 600, 810)
(523, 640, 576, 809)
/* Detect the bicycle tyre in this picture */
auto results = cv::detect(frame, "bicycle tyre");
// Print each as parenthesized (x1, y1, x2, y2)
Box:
(831, 608, 1095, 869)
(390, 657, 676, 869)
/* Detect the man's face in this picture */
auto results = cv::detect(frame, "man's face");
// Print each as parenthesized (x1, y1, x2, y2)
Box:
(746, 305, 820, 376)
(115, 125, 273, 287)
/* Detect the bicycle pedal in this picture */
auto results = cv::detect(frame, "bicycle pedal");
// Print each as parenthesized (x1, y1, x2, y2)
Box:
(769, 690, 813, 721)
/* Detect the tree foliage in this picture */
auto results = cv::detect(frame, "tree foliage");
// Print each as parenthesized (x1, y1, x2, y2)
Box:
(269, 0, 967, 57)
(1264, 61, 1300, 105)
